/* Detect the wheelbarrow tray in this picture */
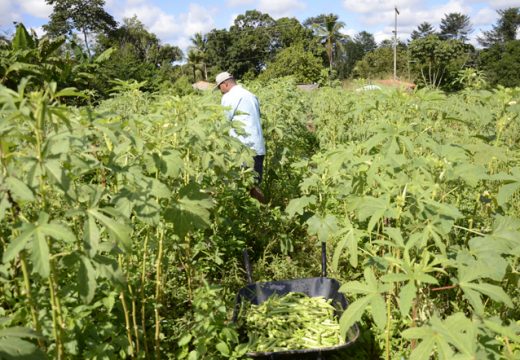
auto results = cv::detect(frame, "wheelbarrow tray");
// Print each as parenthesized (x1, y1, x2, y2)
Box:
(233, 272, 360, 359)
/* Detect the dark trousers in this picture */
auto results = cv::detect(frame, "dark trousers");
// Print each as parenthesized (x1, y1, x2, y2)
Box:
(253, 155, 265, 184)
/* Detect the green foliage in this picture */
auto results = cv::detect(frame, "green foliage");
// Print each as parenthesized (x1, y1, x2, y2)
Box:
(282, 84, 520, 359)
(410, 22, 436, 41)
(94, 16, 183, 93)
(408, 35, 472, 89)
(439, 12, 473, 42)
(480, 40, 520, 88)
(0, 326, 45, 359)
(305, 13, 348, 77)
(352, 44, 408, 80)
(227, 10, 277, 78)
(453, 68, 488, 90)
(478, 7, 520, 48)
(44, 0, 117, 58)
(1, 70, 519, 360)
(258, 44, 323, 83)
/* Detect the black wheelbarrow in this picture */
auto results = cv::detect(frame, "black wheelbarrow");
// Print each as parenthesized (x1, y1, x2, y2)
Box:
(232, 242, 360, 360)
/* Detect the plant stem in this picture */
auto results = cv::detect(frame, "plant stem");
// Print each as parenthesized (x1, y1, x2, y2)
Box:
(120, 290, 135, 358)
(140, 234, 150, 357)
(453, 224, 484, 237)
(119, 255, 135, 358)
(129, 284, 140, 354)
(154, 227, 164, 360)
(48, 261, 64, 359)
(385, 293, 392, 360)
(20, 252, 44, 348)
(431, 284, 457, 292)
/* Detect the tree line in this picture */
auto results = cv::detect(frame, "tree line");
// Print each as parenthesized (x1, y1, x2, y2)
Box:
(1, 0, 519, 100)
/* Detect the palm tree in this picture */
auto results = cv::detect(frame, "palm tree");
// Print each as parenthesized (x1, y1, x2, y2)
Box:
(188, 32, 208, 80)
(187, 48, 204, 82)
(308, 14, 347, 77)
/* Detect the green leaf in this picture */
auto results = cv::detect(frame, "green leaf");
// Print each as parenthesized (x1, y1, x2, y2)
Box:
(384, 227, 405, 247)
(215, 342, 230, 356)
(2, 224, 35, 263)
(44, 158, 70, 192)
(0, 326, 42, 339)
(399, 282, 417, 315)
(78, 256, 97, 304)
(340, 280, 371, 295)
(409, 336, 435, 360)
(0, 194, 11, 222)
(497, 182, 520, 207)
(356, 196, 387, 221)
(483, 319, 520, 343)
(39, 222, 76, 243)
(463, 282, 513, 307)
(306, 214, 338, 243)
(165, 194, 213, 238)
(0, 338, 44, 359)
(54, 87, 86, 98)
(31, 231, 50, 277)
(94, 47, 115, 63)
(339, 295, 371, 338)
(83, 216, 100, 257)
(88, 208, 131, 252)
(5, 177, 35, 202)
(370, 293, 387, 330)
(333, 227, 359, 269)
(285, 195, 316, 217)
(12, 24, 35, 50)
(178, 334, 193, 347)
(460, 287, 484, 314)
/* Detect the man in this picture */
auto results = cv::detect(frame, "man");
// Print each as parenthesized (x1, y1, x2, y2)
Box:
(215, 71, 266, 203)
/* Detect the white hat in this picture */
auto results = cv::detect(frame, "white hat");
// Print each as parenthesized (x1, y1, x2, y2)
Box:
(215, 71, 233, 88)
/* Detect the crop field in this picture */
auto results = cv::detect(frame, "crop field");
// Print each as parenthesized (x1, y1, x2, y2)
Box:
(1, 77, 519, 359)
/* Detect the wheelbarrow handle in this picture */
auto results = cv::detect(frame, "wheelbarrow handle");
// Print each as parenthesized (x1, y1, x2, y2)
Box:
(321, 242, 327, 278)
(242, 249, 253, 284)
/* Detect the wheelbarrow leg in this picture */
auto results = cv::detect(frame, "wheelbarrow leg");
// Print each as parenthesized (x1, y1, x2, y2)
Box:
(242, 249, 253, 284)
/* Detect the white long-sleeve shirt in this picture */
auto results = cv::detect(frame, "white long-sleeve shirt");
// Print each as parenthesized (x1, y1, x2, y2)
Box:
(221, 85, 266, 156)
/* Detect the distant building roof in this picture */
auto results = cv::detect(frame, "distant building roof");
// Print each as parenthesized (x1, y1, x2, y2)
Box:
(192, 81, 212, 90)
(375, 79, 416, 90)
(296, 84, 319, 91)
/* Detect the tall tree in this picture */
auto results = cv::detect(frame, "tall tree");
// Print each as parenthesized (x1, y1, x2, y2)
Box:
(205, 28, 232, 76)
(259, 43, 323, 83)
(478, 7, 520, 48)
(95, 16, 182, 92)
(355, 31, 377, 54)
(439, 13, 472, 42)
(44, 0, 117, 58)
(304, 14, 347, 77)
(272, 17, 316, 51)
(227, 10, 276, 78)
(408, 34, 469, 88)
(479, 40, 520, 87)
(337, 31, 376, 78)
(188, 32, 208, 80)
(410, 22, 436, 41)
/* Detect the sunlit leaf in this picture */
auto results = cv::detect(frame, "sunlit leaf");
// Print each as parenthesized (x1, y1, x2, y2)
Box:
(2, 224, 35, 263)
(4, 176, 35, 202)
(31, 230, 50, 278)
(306, 214, 338, 243)
(78, 256, 97, 304)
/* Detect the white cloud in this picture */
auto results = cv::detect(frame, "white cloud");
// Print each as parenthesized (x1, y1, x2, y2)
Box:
(19, 0, 52, 19)
(472, 7, 499, 27)
(227, 0, 255, 6)
(258, 0, 306, 18)
(115, 2, 216, 54)
(343, 0, 416, 14)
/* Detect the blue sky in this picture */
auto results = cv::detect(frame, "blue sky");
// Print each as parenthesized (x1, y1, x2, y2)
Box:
(1, 0, 519, 52)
